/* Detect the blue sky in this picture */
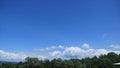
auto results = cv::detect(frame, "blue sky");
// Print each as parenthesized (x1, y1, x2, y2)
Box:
(0, 0, 120, 61)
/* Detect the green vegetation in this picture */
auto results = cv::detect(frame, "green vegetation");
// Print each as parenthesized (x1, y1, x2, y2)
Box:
(0, 52, 120, 68)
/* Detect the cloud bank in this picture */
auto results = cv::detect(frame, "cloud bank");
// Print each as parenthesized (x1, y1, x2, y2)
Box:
(0, 43, 120, 61)
(0, 50, 27, 61)
(50, 47, 120, 59)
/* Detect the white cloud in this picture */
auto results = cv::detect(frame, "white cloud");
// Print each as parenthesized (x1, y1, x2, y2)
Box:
(50, 51, 62, 58)
(110, 44, 120, 49)
(34, 45, 64, 51)
(63, 47, 84, 58)
(33, 46, 56, 51)
(46, 46, 56, 50)
(0, 50, 49, 61)
(82, 43, 90, 49)
(0, 50, 27, 61)
(58, 45, 64, 49)
(94, 49, 109, 56)
(50, 47, 120, 59)
(31, 55, 48, 60)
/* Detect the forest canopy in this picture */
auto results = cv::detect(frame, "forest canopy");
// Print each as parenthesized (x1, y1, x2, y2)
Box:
(0, 52, 120, 68)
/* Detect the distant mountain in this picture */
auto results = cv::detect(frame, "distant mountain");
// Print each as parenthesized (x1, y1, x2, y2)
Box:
(0, 61, 19, 64)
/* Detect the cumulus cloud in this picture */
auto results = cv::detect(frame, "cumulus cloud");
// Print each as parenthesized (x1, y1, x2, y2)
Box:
(93, 49, 109, 56)
(49, 46, 120, 59)
(63, 47, 106, 58)
(63, 47, 84, 58)
(82, 43, 90, 49)
(50, 51, 62, 58)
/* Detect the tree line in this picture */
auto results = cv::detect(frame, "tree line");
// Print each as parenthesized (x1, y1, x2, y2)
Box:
(0, 52, 120, 68)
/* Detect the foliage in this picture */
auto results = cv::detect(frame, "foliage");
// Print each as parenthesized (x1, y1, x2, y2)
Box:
(0, 52, 120, 68)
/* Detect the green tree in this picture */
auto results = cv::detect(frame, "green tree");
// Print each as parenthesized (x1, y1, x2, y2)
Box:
(25, 57, 40, 68)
